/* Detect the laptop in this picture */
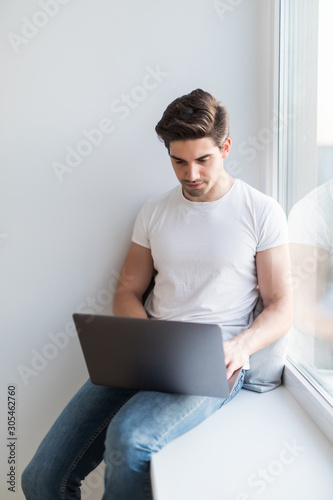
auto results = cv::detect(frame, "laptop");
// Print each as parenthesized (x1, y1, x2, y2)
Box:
(73, 313, 242, 398)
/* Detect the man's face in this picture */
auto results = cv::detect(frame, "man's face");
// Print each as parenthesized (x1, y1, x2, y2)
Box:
(169, 136, 232, 202)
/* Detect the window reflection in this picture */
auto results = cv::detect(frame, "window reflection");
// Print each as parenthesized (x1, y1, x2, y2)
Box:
(280, 0, 333, 402)
(288, 179, 333, 398)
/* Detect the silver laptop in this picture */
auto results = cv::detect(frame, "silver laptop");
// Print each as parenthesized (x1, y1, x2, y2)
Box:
(73, 313, 242, 398)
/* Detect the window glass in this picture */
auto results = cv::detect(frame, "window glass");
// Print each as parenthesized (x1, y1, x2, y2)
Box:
(280, 0, 333, 403)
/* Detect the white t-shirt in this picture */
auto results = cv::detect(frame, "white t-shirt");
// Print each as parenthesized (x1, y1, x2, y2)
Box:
(288, 179, 333, 310)
(132, 178, 288, 341)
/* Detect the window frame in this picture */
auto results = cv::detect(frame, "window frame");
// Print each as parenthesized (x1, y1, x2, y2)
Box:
(283, 360, 333, 444)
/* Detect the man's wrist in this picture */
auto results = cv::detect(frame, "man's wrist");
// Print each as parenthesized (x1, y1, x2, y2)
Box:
(235, 329, 256, 357)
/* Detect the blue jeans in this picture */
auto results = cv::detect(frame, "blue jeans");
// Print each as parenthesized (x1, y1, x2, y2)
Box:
(22, 371, 244, 500)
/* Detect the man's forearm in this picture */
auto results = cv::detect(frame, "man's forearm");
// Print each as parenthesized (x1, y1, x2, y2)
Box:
(223, 298, 293, 379)
(238, 298, 293, 356)
(113, 291, 148, 319)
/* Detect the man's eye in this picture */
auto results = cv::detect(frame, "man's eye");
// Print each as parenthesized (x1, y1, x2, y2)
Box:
(175, 160, 185, 164)
(198, 159, 208, 163)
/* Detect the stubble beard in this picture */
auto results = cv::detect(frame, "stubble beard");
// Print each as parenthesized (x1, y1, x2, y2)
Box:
(182, 181, 208, 200)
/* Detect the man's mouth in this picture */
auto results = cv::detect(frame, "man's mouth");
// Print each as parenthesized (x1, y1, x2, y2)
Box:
(184, 182, 204, 189)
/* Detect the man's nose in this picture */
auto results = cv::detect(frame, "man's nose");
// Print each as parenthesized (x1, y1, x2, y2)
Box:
(186, 163, 200, 181)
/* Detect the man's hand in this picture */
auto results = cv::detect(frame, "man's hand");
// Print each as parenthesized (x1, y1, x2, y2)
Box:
(223, 336, 249, 380)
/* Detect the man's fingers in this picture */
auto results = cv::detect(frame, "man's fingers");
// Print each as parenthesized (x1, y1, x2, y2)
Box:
(226, 362, 234, 380)
(223, 342, 231, 364)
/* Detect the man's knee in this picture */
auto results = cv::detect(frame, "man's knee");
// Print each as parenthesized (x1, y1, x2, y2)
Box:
(105, 414, 155, 473)
(21, 459, 44, 498)
(21, 456, 61, 499)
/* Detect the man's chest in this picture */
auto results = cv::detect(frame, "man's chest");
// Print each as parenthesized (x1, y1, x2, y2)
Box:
(148, 208, 257, 273)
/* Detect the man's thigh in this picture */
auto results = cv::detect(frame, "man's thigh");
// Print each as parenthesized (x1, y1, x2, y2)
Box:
(106, 383, 241, 455)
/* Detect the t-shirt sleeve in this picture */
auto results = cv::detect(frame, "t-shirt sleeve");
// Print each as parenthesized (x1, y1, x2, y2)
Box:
(288, 198, 330, 251)
(131, 200, 151, 249)
(256, 198, 289, 252)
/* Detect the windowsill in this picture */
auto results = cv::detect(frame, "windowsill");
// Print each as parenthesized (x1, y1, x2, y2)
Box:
(283, 359, 333, 444)
(151, 381, 333, 500)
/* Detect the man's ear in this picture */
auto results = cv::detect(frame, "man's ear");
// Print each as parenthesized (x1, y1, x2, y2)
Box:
(221, 137, 232, 159)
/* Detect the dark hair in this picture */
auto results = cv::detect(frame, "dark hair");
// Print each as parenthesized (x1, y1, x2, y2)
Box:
(155, 89, 230, 151)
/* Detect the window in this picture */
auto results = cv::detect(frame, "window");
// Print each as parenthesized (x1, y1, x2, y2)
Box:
(279, 0, 333, 406)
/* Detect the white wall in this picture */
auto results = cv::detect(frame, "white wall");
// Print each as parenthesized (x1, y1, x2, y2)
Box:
(0, 1, 275, 498)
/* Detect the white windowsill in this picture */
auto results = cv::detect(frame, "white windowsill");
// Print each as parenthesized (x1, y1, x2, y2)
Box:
(283, 359, 333, 445)
(151, 381, 333, 500)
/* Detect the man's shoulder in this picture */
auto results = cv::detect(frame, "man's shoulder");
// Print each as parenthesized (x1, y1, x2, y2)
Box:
(290, 179, 333, 216)
(142, 185, 180, 210)
(236, 179, 277, 207)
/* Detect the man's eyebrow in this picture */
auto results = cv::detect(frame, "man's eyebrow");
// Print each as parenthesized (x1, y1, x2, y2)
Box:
(169, 154, 213, 161)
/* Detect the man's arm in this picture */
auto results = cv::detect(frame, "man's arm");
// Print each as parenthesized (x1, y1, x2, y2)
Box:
(290, 243, 332, 342)
(223, 244, 293, 379)
(113, 242, 154, 318)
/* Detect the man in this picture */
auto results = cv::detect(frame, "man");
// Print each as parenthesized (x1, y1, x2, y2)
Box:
(288, 179, 333, 371)
(22, 89, 292, 500)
